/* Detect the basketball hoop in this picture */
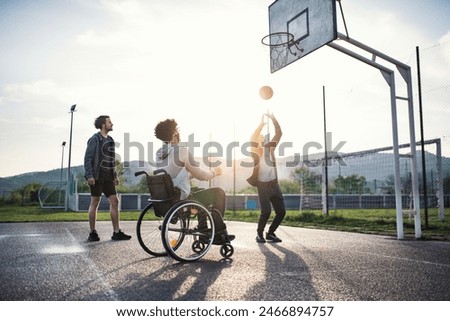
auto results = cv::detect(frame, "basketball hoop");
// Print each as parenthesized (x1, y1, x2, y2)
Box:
(261, 32, 304, 72)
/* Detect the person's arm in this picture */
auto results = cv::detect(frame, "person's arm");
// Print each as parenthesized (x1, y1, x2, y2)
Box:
(84, 134, 97, 185)
(180, 147, 221, 180)
(268, 113, 282, 146)
(110, 136, 119, 182)
(250, 115, 265, 156)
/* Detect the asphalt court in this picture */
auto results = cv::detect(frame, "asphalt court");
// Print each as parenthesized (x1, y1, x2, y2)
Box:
(1, 220, 449, 301)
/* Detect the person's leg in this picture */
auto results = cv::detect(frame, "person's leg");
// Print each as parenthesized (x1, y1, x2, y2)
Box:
(109, 194, 131, 240)
(88, 196, 101, 231)
(103, 175, 131, 240)
(108, 194, 120, 233)
(190, 187, 226, 216)
(87, 175, 104, 241)
(256, 182, 272, 237)
(190, 188, 232, 241)
(268, 185, 286, 234)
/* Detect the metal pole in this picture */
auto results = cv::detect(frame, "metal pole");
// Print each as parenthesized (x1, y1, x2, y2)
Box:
(402, 64, 421, 238)
(59, 141, 66, 205)
(66, 104, 76, 211)
(322, 86, 329, 216)
(416, 46, 428, 228)
(327, 39, 413, 239)
(386, 71, 404, 240)
(436, 139, 445, 221)
(233, 124, 236, 215)
(208, 133, 212, 189)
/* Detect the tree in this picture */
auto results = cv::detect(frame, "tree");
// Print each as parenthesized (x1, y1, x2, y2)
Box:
(278, 179, 301, 194)
(114, 161, 130, 193)
(291, 167, 322, 194)
(133, 175, 149, 193)
(77, 173, 90, 193)
(13, 183, 42, 205)
(330, 175, 369, 194)
(238, 185, 257, 194)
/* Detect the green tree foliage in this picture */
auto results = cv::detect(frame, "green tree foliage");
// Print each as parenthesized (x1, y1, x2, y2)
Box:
(291, 167, 322, 194)
(278, 179, 301, 194)
(133, 175, 149, 193)
(114, 161, 130, 193)
(237, 185, 257, 194)
(77, 173, 90, 193)
(6, 183, 43, 205)
(330, 175, 370, 194)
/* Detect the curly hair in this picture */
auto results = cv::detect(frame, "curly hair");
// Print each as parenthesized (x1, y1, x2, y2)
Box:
(94, 115, 110, 129)
(154, 119, 178, 142)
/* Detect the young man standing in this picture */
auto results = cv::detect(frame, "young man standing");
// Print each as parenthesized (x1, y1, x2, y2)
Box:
(247, 113, 286, 243)
(84, 115, 131, 242)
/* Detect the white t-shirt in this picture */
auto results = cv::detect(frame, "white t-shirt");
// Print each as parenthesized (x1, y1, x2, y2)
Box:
(155, 144, 214, 199)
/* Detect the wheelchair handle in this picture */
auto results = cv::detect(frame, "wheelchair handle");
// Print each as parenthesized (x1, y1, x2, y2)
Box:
(153, 169, 168, 175)
(135, 169, 168, 177)
(134, 171, 149, 177)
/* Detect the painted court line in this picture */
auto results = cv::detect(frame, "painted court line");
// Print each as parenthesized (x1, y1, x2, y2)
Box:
(355, 251, 450, 268)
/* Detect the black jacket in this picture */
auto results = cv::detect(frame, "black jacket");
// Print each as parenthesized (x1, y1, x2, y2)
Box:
(84, 132, 117, 180)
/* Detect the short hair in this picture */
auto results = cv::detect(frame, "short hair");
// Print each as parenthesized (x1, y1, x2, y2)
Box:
(154, 119, 178, 142)
(94, 115, 110, 129)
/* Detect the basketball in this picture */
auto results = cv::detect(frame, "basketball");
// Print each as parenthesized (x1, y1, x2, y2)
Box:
(259, 86, 273, 100)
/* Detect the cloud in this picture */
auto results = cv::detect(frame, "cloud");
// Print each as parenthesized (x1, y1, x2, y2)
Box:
(2, 79, 61, 103)
(438, 30, 450, 44)
(1, 0, 449, 177)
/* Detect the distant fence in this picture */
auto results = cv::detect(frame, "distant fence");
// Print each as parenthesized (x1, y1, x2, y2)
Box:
(75, 193, 450, 213)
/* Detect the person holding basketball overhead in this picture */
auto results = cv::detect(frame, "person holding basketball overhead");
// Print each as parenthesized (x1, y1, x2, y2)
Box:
(247, 113, 286, 243)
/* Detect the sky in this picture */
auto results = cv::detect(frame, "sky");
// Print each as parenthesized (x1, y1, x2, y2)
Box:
(0, 0, 449, 178)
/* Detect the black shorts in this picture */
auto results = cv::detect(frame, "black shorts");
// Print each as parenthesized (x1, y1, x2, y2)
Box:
(89, 171, 117, 197)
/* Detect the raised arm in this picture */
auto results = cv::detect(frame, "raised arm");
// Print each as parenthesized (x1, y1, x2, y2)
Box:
(250, 114, 266, 155)
(181, 147, 221, 181)
(268, 113, 282, 146)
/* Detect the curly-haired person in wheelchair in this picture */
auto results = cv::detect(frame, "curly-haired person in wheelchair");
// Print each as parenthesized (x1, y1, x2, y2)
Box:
(154, 119, 235, 242)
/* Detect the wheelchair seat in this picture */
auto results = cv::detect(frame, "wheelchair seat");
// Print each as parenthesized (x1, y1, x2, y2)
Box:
(145, 169, 180, 217)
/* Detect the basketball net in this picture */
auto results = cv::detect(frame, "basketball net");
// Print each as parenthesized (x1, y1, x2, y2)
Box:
(261, 32, 294, 72)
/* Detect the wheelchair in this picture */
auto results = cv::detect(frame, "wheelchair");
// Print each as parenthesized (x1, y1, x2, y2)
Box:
(135, 169, 234, 262)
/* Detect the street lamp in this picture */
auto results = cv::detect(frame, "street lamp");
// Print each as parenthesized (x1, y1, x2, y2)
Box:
(59, 141, 66, 205)
(60, 141, 66, 183)
(66, 104, 76, 211)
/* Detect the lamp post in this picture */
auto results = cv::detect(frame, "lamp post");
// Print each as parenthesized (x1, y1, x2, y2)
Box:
(59, 141, 66, 205)
(66, 104, 76, 211)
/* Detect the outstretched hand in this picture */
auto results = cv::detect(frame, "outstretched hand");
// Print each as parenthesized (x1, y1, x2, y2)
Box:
(213, 167, 222, 177)
(264, 112, 276, 121)
(259, 114, 266, 126)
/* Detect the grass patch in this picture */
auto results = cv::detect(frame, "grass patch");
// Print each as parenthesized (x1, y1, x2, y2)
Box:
(226, 208, 450, 239)
(1, 205, 449, 240)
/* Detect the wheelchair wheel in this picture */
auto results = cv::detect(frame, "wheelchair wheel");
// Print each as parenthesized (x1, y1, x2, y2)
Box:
(220, 243, 234, 259)
(136, 202, 167, 257)
(161, 201, 215, 262)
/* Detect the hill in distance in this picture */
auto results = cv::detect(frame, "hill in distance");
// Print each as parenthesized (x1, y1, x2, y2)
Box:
(1, 151, 448, 194)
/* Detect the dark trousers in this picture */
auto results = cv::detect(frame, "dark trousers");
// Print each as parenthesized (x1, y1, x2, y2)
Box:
(189, 187, 227, 231)
(256, 180, 286, 235)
